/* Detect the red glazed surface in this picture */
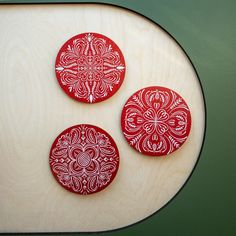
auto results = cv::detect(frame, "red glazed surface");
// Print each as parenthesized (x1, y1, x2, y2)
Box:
(55, 32, 125, 103)
(49, 124, 119, 195)
(121, 86, 191, 156)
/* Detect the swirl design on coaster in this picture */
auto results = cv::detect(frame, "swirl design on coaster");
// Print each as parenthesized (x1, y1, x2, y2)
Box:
(55, 32, 125, 103)
(121, 86, 191, 156)
(49, 124, 119, 195)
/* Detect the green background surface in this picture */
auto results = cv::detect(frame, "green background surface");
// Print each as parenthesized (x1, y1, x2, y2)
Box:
(0, 0, 236, 235)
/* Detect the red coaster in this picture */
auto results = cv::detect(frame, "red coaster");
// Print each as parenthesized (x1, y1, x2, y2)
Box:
(121, 86, 191, 156)
(55, 32, 126, 103)
(49, 124, 119, 195)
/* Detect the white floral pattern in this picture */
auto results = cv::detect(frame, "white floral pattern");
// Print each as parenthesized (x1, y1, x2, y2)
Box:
(49, 125, 119, 194)
(55, 33, 125, 103)
(121, 86, 191, 156)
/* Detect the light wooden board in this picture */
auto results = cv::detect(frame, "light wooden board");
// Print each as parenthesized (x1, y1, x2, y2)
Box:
(0, 4, 205, 232)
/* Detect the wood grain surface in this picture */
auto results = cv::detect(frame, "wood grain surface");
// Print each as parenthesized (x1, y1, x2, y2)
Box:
(0, 4, 205, 232)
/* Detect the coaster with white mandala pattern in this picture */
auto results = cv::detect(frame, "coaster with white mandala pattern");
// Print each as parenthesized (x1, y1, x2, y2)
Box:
(55, 32, 125, 103)
(49, 124, 119, 195)
(121, 86, 191, 156)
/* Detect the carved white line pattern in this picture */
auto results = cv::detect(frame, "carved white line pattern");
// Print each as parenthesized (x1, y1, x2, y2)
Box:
(121, 86, 191, 156)
(49, 124, 119, 195)
(55, 32, 125, 103)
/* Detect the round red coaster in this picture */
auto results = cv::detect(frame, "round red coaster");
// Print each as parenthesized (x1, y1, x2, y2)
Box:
(55, 32, 126, 103)
(121, 86, 191, 156)
(49, 124, 119, 195)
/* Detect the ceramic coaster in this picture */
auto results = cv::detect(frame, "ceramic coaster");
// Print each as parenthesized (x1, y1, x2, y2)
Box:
(55, 32, 126, 103)
(121, 86, 191, 156)
(49, 124, 119, 195)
